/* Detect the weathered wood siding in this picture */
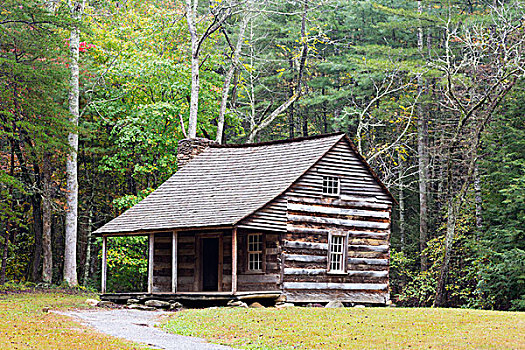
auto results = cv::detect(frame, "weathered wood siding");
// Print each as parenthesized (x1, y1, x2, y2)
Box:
(236, 229, 281, 292)
(176, 232, 195, 292)
(282, 138, 392, 303)
(289, 139, 391, 202)
(222, 234, 233, 291)
(153, 232, 172, 292)
(238, 195, 287, 232)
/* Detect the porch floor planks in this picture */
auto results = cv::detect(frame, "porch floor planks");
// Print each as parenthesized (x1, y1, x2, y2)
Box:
(100, 290, 282, 302)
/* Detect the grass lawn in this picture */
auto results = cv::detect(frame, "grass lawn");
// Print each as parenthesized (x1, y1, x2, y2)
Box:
(0, 290, 146, 350)
(161, 306, 525, 350)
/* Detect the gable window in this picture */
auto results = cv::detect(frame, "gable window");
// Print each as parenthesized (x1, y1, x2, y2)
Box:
(328, 233, 347, 273)
(247, 233, 263, 272)
(322, 176, 340, 196)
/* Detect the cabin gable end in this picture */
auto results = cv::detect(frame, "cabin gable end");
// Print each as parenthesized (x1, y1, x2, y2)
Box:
(281, 138, 392, 304)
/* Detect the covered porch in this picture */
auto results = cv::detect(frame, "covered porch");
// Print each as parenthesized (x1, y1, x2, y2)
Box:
(100, 227, 282, 302)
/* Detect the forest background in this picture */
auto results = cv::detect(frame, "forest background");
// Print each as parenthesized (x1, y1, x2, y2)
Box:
(1, 0, 524, 311)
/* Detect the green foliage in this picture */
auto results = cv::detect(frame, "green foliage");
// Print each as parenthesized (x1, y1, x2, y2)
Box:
(101, 236, 148, 293)
(391, 249, 437, 307)
(469, 248, 525, 310)
(469, 86, 525, 310)
(112, 188, 155, 212)
(0, 281, 35, 293)
(98, 103, 182, 181)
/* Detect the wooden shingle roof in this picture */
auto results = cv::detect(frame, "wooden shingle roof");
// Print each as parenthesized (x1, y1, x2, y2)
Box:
(95, 133, 349, 234)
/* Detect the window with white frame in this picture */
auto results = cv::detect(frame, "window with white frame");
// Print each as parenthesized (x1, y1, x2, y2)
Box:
(328, 234, 346, 273)
(247, 233, 263, 272)
(322, 175, 340, 196)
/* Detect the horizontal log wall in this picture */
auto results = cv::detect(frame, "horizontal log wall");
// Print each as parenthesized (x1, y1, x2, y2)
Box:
(237, 229, 281, 292)
(284, 290, 388, 304)
(176, 232, 196, 292)
(222, 234, 232, 291)
(282, 138, 392, 303)
(153, 232, 172, 292)
(288, 139, 392, 203)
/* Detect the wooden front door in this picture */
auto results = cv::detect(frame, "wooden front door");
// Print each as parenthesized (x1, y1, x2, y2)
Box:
(202, 238, 220, 291)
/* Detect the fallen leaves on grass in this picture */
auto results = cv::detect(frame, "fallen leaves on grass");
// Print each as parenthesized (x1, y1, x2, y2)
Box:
(0, 292, 146, 350)
(161, 306, 525, 350)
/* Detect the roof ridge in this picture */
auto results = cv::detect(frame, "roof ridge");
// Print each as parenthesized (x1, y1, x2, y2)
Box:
(211, 132, 345, 148)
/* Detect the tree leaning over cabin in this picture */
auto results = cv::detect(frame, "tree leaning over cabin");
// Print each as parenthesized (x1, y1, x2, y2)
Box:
(216, 3, 250, 143)
(245, 0, 310, 143)
(185, 0, 237, 139)
(433, 1, 525, 307)
(64, 0, 87, 287)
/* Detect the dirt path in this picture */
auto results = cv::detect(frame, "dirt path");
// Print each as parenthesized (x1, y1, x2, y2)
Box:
(61, 309, 236, 350)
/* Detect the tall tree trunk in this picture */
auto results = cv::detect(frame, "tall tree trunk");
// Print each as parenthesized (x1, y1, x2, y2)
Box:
(186, 0, 199, 139)
(31, 194, 43, 282)
(42, 152, 53, 283)
(417, 0, 429, 271)
(82, 207, 93, 286)
(39, 0, 59, 286)
(216, 15, 249, 143)
(288, 58, 296, 139)
(300, 1, 308, 138)
(398, 153, 406, 251)
(0, 221, 8, 285)
(288, 104, 295, 138)
(322, 87, 328, 134)
(434, 198, 457, 307)
(474, 160, 483, 233)
(417, 109, 429, 271)
(302, 113, 308, 137)
(64, 0, 85, 287)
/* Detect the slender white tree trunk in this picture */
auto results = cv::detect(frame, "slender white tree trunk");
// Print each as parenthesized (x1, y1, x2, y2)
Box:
(398, 153, 406, 251)
(417, 0, 429, 271)
(186, 0, 199, 139)
(64, 1, 85, 287)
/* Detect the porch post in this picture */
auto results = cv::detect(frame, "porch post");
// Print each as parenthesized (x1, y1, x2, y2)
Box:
(148, 232, 154, 293)
(172, 231, 177, 293)
(232, 227, 237, 294)
(101, 235, 107, 293)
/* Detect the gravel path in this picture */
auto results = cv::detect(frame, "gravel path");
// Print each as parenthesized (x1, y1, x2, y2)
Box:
(61, 309, 236, 350)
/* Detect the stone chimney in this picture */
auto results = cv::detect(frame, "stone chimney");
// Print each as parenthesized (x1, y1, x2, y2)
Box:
(177, 138, 218, 169)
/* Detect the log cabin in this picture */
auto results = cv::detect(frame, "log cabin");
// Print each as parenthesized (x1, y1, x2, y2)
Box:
(95, 133, 395, 304)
